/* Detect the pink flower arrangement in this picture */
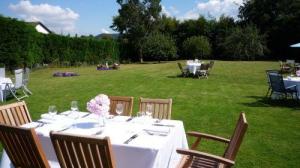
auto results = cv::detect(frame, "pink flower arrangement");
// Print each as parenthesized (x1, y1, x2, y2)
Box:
(296, 70, 300, 77)
(87, 94, 110, 116)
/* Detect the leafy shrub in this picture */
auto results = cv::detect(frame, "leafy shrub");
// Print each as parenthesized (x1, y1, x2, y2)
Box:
(221, 25, 267, 60)
(182, 36, 211, 59)
(142, 32, 177, 62)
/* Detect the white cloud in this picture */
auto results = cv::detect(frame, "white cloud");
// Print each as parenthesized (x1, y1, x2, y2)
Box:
(161, 5, 179, 17)
(100, 28, 111, 34)
(161, 5, 171, 17)
(9, 0, 79, 34)
(169, 6, 179, 15)
(180, 0, 243, 20)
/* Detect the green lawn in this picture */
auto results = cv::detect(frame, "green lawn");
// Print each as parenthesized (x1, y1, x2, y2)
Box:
(1, 61, 299, 167)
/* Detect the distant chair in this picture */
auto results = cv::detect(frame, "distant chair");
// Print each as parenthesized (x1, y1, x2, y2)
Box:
(265, 70, 280, 97)
(23, 67, 33, 95)
(196, 63, 209, 79)
(139, 97, 172, 119)
(286, 59, 295, 65)
(176, 112, 248, 168)
(279, 61, 293, 73)
(0, 124, 50, 168)
(0, 67, 5, 78)
(5, 69, 28, 101)
(267, 72, 298, 99)
(208, 60, 215, 75)
(50, 132, 116, 168)
(0, 101, 32, 126)
(109, 96, 134, 116)
(177, 62, 189, 77)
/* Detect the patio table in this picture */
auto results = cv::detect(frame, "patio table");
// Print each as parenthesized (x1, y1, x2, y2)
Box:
(187, 62, 201, 75)
(283, 76, 300, 99)
(0, 112, 188, 168)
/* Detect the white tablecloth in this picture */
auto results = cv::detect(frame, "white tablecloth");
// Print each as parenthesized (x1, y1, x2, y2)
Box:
(284, 77, 300, 99)
(0, 77, 13, 102)
(187, 63, 201, 74)
(0, 112, 188, 168)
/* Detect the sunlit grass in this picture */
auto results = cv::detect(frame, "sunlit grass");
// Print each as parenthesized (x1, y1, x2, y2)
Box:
(1, 61, 299, 167)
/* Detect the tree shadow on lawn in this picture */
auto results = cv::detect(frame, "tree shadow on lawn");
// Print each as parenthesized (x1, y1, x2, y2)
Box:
(241, 96, 300, 109)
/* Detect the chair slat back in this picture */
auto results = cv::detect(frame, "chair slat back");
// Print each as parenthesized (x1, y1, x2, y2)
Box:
(200, 63, 210, 70)
(139, 97, 172, 119)
(50, 132, 116, 168)
(0, 124, 50, 168)
(268, 73, 286, 92)
(209, 61, 215, 69)
(224, 113, 248, 161)
(0, 101, 32, 126)
(0, 67, 5, 78)
(14, 69, 24, 89)
(23, 68, 30, 85)
(177, 62, 184, 73)
(109, 96, 134, 116)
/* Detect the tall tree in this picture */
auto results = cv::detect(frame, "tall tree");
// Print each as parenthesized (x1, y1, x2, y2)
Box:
(239, 0, 300, 59)
(111, 0, 162, 62)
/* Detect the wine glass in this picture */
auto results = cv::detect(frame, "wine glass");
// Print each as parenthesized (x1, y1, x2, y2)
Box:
(71, 101, 79, 112)
(146, 104, 153, 118)
(48, 105, 57, 116)
(116, 103, 124, 116)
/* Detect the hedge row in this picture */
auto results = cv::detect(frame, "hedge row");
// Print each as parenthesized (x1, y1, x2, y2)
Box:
(0, 16, 119, 70)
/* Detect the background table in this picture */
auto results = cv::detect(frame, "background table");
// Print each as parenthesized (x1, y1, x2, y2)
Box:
(284, 77, 300, 99)
(187, 62, 201, 75)
(0, 112, 188, 168)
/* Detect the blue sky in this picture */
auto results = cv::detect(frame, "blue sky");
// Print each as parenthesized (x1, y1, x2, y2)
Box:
(0, 0, 243, 35)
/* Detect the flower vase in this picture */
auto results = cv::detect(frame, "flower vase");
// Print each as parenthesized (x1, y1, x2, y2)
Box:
(98, 115, 106, 127)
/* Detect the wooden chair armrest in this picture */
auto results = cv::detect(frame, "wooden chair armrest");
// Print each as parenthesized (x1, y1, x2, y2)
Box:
(176, 148, 235, 166)
(187, 131, 230, 143)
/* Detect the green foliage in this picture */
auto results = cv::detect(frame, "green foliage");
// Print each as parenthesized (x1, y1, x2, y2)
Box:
(239, 0, 300, 59)
(222, 25, 267, 60)
(142, 32, 177, 61)
(182, 36, 212, 59)
(0, 16, 119, 69)
(111, 0, 162, 62)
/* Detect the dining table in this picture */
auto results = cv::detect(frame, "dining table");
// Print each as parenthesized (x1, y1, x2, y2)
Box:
(186, 62, 201, 75)
(283, 76, 300, 99)
(0, 77, 13, 102)
(0, 111, 188, 168)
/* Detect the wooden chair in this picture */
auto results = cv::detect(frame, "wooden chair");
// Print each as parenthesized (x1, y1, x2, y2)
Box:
(139, 97, 172, 119)
(176, 112, 248, 168)
(0, 124, 50, 168)
(50, 132, 116, 168)
(0, 101, 32, 126)
(177, 62, 189, 77)
(196, 63, 209, 79)
(109, 96, 134, 116)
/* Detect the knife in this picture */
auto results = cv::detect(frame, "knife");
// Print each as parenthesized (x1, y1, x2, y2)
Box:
(124, 134, 138, 144)
(152, 123, 175, 127)
(126, 117, 134, 122)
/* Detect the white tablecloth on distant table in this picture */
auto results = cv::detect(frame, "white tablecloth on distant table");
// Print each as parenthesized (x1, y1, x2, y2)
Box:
(187, 62, 201, 74)
(0, 77, 13, 102)
(0, 112, 188, 168)
(284, 77, 300, 99)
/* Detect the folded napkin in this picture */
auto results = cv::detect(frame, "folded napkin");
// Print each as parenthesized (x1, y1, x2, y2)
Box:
(143, 126, 170, 135)
(22, 122, 40, 128)
(36, 122, 73, 136)
(40, 113, 65, 123)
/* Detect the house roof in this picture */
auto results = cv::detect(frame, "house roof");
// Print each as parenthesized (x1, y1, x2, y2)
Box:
(27, 21, 52, 34)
